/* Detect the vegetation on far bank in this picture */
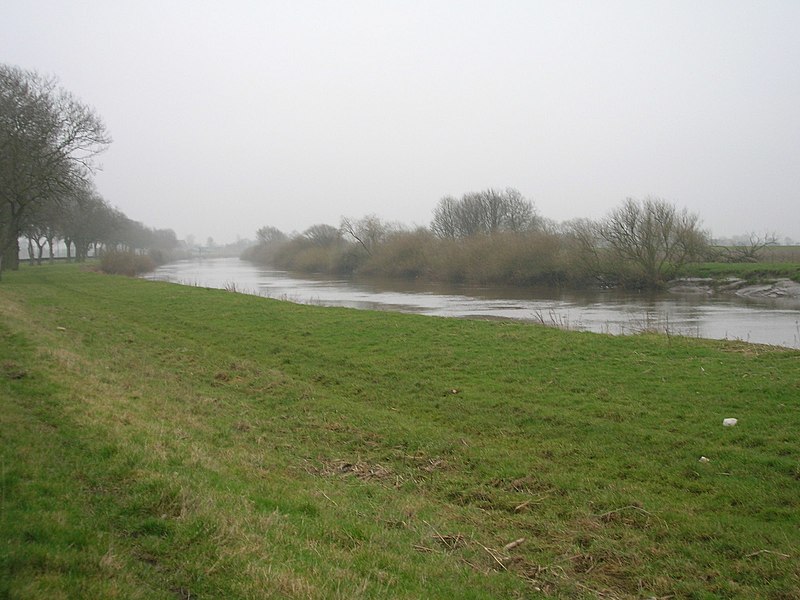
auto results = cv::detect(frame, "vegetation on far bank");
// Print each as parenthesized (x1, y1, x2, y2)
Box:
(2, 264, 799, 598)
(244, 193, 797, 290)
(680, 260, 800, 284)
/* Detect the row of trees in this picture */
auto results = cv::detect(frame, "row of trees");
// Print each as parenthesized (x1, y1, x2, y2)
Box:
(19, 179, 178, 265)
(244, 192, 714, 289)
(1, 64, 176, 278)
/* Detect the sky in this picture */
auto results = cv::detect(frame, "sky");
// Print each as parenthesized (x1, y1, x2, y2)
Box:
(3, 1, 799, 244)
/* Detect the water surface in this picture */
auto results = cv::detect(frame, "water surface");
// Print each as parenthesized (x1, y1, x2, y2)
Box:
(145, 258, 800, 348)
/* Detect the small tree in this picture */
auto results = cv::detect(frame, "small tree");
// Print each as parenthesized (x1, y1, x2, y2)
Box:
(256, 226, 287, 245)
(303, 224, 341, 247)
(597, 197, 709, 287)
(722, 233, 778, 263)
(340, 214, 389, 256)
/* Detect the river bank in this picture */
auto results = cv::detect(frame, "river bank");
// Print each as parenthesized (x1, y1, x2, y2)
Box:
(2, 264, 799, 598)
(669, 277, 800, 299)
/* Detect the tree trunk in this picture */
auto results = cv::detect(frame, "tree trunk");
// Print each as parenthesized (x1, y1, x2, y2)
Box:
(9, 239, 20, 270)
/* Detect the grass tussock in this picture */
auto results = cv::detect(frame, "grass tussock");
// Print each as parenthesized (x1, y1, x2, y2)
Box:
(1, 263, 799, 598)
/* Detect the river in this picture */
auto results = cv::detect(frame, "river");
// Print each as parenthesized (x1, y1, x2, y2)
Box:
(144, 257, 800, 349)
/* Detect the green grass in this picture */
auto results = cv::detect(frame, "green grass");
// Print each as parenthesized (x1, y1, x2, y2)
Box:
(2, 263, 799, 598)
(682, 262, 800, 282)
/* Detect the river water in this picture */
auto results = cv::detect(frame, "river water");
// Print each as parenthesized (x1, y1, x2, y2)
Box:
(145, 257, 800, 349)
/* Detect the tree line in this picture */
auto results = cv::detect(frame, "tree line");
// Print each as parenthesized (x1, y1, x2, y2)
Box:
(244, 192, 716, 289)
(0, 64, 176, 279)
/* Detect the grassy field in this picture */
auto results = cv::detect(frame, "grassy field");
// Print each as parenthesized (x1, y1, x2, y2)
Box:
(1, 264, 799, 599)
(683, 244, 800, 283)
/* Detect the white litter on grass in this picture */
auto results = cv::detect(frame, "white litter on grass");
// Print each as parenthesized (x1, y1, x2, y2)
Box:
(699, 456, 711, 463)
(723, 418, 738, 427)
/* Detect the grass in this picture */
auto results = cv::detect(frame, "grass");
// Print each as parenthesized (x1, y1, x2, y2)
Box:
(1, 263, 799, 598)
(682, 262, 800, 283)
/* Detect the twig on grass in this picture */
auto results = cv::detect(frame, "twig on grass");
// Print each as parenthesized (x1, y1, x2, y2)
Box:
(503, 538, 525, 551)
(479, 544, 508, 571)
(421, 519, 465, 550)
(745, 549, 791, 559)
(421, 519, 444, 540)
(594, 505, 654, 519)
(432, 533, 465, 549)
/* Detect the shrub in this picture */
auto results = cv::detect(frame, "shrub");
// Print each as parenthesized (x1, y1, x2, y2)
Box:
(361, 229, 437, 279)
(424, 232, 565, 285)
(100, 250, 156, 276)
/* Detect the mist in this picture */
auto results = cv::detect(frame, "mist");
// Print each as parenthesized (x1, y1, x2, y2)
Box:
(3, 1, 799, 243)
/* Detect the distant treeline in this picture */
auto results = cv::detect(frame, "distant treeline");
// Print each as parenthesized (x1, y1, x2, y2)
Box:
(1, 64, 178, 277)
(242, 190, 746, 289)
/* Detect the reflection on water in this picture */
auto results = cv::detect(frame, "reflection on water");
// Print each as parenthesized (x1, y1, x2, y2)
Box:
(145, 258, 800, 348)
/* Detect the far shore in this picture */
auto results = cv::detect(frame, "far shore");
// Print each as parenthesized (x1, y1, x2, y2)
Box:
(669, 277, 800, 299)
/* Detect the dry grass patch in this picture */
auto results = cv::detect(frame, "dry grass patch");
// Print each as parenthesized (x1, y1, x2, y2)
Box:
(306, 458, 400, 485)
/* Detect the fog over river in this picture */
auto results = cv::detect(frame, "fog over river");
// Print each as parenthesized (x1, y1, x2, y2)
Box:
(145, 258, 800, 349)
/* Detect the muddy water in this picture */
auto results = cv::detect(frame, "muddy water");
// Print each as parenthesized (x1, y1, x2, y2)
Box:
(145, 258, 800, 348)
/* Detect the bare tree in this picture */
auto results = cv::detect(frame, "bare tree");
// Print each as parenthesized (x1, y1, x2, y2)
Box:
(21, 193, 66, 264)
(431, 188, 537, 238)
(256, 226, 287, 245)
(562, 217, 603, 280)
(0, 64, 110, 277)
(339, 214, 388, 256)
(302, 224, 341, 246)
(598, 197, 709, 287)
(430, 196, 461, 239)
(502, 187, 538, 232)
(722, 232, 778, 263)
(59, 184, 115, 261)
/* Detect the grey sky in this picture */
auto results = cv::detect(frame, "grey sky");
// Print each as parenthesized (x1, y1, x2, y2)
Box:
(3, 1, 799, 243)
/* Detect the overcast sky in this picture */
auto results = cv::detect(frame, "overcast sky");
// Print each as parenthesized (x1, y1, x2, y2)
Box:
(3, 1, 799, 243)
